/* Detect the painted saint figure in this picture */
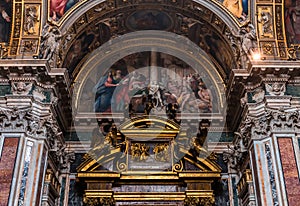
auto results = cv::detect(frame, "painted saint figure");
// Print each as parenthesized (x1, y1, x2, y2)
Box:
(0, 0, 11, 42)
(94, 71, 119, 112)
(50, 0, 78, 21)
(223, 0, 248, 20)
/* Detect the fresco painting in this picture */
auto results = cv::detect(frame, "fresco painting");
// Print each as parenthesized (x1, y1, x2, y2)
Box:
(0, 0, 12, 43)
(90, 53, 216, 114)
(222, 0, 248, 21)
(126, 10, 172, 31)
(285, 0, 300, 45)
(50, 0, 78, 21)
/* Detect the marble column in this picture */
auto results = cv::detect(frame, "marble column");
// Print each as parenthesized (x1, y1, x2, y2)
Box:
(0, 63, 70, 206)
(234, 77, 300, 206)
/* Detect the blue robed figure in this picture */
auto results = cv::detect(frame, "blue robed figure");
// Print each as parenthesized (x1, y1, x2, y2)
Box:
(94, 71, 119, 112)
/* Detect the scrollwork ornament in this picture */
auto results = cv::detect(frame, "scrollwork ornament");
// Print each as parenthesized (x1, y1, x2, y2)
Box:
(184, 196, 214, 206)
(173, 160, 183, 172)
(83, 197, 115, 206)
(0, 107, 31, 131)
(117, 161, 127, 172)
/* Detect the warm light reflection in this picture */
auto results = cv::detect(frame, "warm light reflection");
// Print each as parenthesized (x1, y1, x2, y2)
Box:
(252, 52, 261, 60)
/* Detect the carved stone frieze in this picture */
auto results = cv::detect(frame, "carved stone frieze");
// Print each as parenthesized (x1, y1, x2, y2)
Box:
(224, 104, 300, 172)
(83, 197, 115, 206)
(0, 107, 50, 137)
(184, 196, 215, 206)
(0, 106, 74, 172)
(237, 108, 300, 142)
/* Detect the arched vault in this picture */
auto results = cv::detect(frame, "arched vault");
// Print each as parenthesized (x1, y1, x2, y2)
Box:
(56, 0, 244, 83)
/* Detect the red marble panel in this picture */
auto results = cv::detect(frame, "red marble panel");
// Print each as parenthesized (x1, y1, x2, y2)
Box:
(278, 138, 300, 206)
(0, 137, 20, 206)
(35, 146, 47, 206)
(251, 147, 262, 205)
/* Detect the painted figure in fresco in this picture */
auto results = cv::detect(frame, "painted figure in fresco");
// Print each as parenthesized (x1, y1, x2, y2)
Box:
(94, 70, 119, 112)
(197, 82, 213, 112)
(0, 0, 11, 43)
(178, 76, 192, 110)
(50, 0, 67, 21)
(223, 0, 244, 19)
(184, 75, 213, 113)
(149, 81, 164, 108)
(128, 71, 146, 96)
(285, 0, 300, 44)
(50, 0, 78, 21)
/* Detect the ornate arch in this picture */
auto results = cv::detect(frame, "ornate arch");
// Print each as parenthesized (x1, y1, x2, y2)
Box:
(58, 0, 241, 32)
(72, 30, 226, 116)
(55, 0, 247, 82)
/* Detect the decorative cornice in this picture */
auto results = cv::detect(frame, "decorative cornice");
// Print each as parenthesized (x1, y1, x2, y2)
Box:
(224, 105, 300, 171)
(0, 106, 74, 171)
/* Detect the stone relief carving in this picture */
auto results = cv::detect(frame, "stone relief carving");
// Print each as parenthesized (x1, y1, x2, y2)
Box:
(240, 24, 257, 56)
(83, 197, 115, 206)
(131, 143, 150, 162)
(0, 107, 29, 130)
(258, 11, 273, 37)
(223, 106, 300, 171)
(11, 82, 33, 95)
(24, 5, 39, 35)
(0, 107, 74, 172)
(265, 82, 286, 96)
(184, 196, 215, 206)
(39, 24, 63, 66)
(32, 86, 46, 101)
(225, 23, 257, 69)
(153, 143, 170, 162)
(251, 87, 265, 103)
(231, 108, 300, 145)
(225, 29, 240, 61)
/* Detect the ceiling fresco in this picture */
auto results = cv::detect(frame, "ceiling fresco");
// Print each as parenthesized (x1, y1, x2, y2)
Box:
(49, 0, 249, 23)
(59, 4, 236, 82)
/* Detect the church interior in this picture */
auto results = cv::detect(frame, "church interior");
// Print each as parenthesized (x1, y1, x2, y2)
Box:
(0, 0, 300, 205)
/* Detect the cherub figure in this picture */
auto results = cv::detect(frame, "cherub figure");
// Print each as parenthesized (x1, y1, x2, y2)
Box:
(12, 82, 33, 95)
